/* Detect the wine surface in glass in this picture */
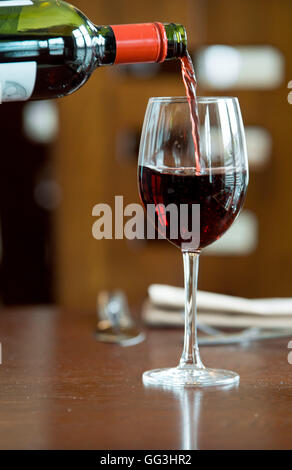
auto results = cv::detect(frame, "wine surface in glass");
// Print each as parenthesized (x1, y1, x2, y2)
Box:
(138, 165, 248, 251)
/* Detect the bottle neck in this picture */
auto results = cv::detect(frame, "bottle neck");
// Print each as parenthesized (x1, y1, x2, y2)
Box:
(164, 23, 187, 60)
(94, 22, 187, 67)
(92, 25, 116, 66)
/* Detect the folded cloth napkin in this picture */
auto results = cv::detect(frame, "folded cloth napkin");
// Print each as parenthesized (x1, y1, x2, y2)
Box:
(148, 284, 292, 315)
(142, 284, 292, 329)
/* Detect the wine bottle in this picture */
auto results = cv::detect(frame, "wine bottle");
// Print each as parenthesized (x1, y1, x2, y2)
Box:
(0, 0, 187, 102)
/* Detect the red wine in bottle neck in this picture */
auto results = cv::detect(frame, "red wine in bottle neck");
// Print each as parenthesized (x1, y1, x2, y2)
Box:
(0, 0, 187, 102)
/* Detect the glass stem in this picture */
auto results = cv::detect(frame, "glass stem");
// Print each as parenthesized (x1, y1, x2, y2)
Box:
(179, 252, 204, 369)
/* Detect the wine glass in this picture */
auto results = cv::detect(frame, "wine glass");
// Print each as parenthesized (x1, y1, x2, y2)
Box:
(138, 96, 249, 387)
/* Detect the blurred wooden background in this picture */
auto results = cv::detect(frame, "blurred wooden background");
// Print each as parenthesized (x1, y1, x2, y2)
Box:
(54, 0, 194, 309)
(53, 0, 292, 310)
(0, 0, 291, 309)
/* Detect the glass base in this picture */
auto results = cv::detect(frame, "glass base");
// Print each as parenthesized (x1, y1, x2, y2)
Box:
(143, 366, 239, 388)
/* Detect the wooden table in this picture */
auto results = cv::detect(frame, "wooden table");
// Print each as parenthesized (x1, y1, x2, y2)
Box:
(0, 306, 292, 450)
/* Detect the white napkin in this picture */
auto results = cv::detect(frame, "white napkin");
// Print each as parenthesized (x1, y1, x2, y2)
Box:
(142, 284, 292, 329)
(148, 284, 292, 316)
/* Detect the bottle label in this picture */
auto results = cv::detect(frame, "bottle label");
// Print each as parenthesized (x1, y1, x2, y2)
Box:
(0, 1, 33, 6)
(0, 62, 37, 103)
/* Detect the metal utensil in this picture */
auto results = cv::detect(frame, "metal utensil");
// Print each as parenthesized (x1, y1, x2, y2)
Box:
(197, 325, 292, 345)
(95, 290, 145, 346)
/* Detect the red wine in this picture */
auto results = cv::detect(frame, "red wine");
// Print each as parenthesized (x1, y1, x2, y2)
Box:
(180, 52, 201, 174)
(138, 165, 247, 251)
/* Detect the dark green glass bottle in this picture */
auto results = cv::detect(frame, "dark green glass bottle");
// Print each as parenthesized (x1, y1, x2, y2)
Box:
(0, 0, 187, 102)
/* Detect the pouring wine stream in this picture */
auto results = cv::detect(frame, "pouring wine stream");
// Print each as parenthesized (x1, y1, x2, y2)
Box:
(180, 51, 202, 175)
